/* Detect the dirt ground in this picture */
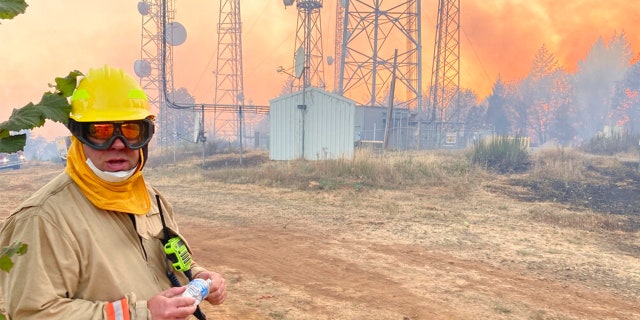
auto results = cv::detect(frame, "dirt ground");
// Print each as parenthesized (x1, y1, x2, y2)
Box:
(1, 160, 640, 320)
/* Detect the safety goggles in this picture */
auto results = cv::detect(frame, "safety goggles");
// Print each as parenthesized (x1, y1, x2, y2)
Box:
(68, 119, 154, 150)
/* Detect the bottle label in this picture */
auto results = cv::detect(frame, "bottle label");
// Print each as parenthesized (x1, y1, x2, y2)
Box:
(182, 279, 211, 306)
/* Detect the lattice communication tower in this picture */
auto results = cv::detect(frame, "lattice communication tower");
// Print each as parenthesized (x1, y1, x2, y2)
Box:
(285, 0, 326, 90)
(428, 0, 460, 121)
(337, 0, 422, 109)
(213, 0, 245, 141)
(136, 0, 177, 151)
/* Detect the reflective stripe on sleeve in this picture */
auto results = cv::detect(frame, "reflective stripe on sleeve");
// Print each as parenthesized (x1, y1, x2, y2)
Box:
(106, 298, 131, 320)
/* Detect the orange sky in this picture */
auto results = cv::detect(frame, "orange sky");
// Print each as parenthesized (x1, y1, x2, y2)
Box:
(1, 0, 638, 139)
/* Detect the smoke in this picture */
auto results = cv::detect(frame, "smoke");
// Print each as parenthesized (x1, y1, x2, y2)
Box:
(459, 0, 640, 98)
(2, 0, 639, 141)
(170, 1, 298, 107)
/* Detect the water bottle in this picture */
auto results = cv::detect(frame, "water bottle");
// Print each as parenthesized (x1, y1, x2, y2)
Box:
(181, 278, 212, 306)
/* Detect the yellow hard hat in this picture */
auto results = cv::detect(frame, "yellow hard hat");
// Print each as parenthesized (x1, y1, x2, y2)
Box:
(70, 65, 154, 122)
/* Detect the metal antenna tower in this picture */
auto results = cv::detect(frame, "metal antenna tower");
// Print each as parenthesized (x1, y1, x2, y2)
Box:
(334, 2, 344, 91)
(337, 0, 422, 109)
(136, 0, 177, 151)
(213, 0, 245, 141)
(285, 0, 325, 90)
(428, 0, 460, 121)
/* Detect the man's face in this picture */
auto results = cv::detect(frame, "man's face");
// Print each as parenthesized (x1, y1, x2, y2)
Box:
(82, 137, 140, 172)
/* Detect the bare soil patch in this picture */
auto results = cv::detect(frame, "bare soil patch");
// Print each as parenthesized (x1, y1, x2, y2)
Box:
(2, 158, 640, 320)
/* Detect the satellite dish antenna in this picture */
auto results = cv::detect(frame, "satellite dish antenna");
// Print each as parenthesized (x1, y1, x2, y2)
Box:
(283, 0, 295, 6)
(165, 21, 187, 46)
(137, 1, 149, 15)
(294, 46, 305, 79)
(327, 56, 334, 66)
(134, 59, 152, 78)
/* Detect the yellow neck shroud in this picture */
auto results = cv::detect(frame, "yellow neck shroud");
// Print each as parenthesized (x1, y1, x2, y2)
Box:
(65, 137, 151, 215)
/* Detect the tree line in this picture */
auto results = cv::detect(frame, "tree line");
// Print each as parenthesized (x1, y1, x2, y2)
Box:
(475, 32, 638, 147)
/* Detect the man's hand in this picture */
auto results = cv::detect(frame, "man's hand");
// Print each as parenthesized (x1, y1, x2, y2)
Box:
(147, 286, 197, 320)
(196, 271, 227, 305)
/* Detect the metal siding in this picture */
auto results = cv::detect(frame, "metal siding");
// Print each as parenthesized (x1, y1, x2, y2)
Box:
(269, 94, 302, 160)
(355, 106, 387, 141)
(270, 88, 355, 161)
(303, 89, 355, 160)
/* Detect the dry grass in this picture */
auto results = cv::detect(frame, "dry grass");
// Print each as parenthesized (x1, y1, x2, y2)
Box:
(148, 149, 483, 195)
(145, 147, 640, 234)
(529, 148, 591, 181)
(148, 148, 640, 218)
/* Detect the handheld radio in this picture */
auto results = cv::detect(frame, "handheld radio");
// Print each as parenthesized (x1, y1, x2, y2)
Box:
(163, 236, 192, 271)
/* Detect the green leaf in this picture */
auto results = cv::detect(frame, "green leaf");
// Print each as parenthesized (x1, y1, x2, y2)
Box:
(0, 134, 26, 153)
(54, 70, 83, 98)
(0, 0, 28, 20)
(1, 102, 46, 131)
(0, 70, 77, 153)
(16, 242, 28, 255)
(0, 242, 28, 273)
(39, 92, 72, 124)
(0, 255, 14, 273)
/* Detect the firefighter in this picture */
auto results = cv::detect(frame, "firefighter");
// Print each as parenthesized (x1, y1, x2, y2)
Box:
(0, 65, 226, 319)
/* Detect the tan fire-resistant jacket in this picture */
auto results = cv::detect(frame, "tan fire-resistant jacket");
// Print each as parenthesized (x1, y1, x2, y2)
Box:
(0, 172, 207, 319)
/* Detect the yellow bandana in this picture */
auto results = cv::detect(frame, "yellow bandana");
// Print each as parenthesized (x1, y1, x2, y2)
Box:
(65, 137, 151, 215)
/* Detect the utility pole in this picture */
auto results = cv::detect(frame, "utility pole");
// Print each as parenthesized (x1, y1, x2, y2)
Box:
(384, 50, 399, 150)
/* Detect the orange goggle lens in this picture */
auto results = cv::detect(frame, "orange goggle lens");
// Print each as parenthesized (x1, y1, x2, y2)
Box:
(89, 122, 142, 142)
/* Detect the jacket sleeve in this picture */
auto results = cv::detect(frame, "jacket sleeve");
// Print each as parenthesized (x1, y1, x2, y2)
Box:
(0, 212, 150, 320)
(106, 293, 151, 320)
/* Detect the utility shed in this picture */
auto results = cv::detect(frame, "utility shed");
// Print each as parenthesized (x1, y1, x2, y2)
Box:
(269, 87, 355, 160)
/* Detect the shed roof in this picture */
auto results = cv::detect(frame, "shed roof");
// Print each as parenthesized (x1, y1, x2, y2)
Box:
(269, 87, 356, 106)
